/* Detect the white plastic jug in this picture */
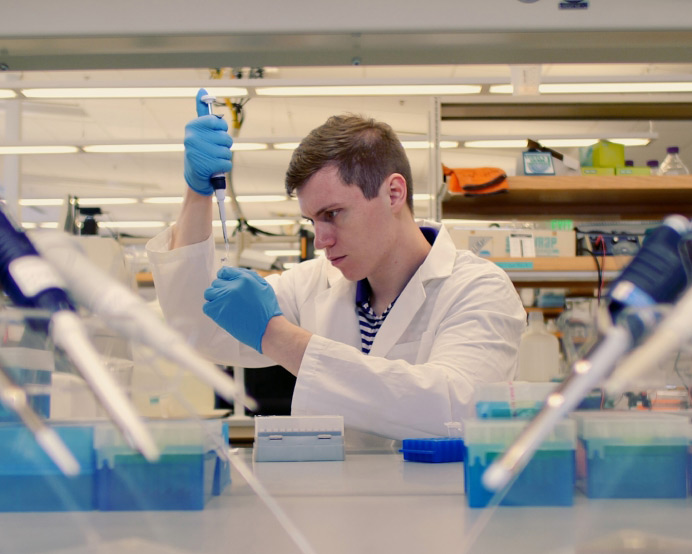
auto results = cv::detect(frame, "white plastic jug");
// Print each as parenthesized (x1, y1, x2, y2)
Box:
(516, 311, 561, 382)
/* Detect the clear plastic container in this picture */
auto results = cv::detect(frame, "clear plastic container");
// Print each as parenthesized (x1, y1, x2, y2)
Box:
(516, 311, 560, 382)
(659, 146, 690, 175)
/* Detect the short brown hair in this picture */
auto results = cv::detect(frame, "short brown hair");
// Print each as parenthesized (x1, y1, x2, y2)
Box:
(285, 114, 414, 212)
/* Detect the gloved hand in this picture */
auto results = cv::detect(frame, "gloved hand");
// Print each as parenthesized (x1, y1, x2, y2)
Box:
(203, 267, 283, 353)
(183, 88, 233, 196)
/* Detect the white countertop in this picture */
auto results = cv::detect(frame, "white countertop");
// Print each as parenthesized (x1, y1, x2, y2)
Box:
(1, 448, 691, 554)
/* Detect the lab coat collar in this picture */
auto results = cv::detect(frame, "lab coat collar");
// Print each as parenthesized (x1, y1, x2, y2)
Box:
(415, 219, 456, 283)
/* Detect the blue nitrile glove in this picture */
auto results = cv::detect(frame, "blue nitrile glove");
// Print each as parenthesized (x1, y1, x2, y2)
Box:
(203, 267, 283, 353)
(183, 88, 233, 195)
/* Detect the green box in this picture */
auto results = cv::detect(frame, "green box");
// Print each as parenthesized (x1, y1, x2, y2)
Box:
(581, 167, 615, 175)
(616, 167, 651, 176)
(592, 140, 625, 167)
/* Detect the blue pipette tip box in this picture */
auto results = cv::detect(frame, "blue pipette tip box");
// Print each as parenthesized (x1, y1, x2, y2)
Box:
(573, 412, 689, 499)
(400, 438, 465, 463)
(0, 420, 231, 512)
(463, 418, 576, 508)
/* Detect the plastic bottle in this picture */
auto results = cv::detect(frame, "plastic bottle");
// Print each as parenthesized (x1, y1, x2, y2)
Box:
(516, 311, 561, 382)
(659, 146, 689, 175)
(646, 159, 660, 176)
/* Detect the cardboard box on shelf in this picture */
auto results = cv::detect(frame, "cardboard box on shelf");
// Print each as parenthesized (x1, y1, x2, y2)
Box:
(445, 227, 576, 258)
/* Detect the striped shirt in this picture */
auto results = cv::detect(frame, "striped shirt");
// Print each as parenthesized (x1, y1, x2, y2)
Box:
(355, 226, 438, 354)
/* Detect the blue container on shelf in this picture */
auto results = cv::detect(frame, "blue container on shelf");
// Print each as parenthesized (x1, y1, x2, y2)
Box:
(0, 423, 95, 512)
(95, 419, 230, 511)
(572, 411, 689, 499)
(463, 418, 576, 508)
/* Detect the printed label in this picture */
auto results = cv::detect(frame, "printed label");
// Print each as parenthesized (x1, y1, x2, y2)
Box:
(8, 256, 65, 298)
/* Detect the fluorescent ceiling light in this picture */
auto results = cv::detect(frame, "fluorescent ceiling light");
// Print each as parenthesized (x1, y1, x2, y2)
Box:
(142, 197, 183, 204)
(0, 90, 17, 99)
(465, 139, 529, 148)
(236, 195, 290, 203)
(20, 221, 58, 229)
(77, 198, 138, 206)
(21, 86, 248, 99)
(539, 139, 598, 148)
(264, 249, 301, 257)
(401, 140, 459, 149)
(273, 142, 300, 151)
(413, 193, 433, 201)
(490, 82, 692, 94)
(248, 219, 299, 227)
(82, 142, 267, 153)
(0, 146, 79, 154)
(541, 82, 692, 94)
(19, 198, 64, 206)
(83, 144, 184, 153)
(465, 138, 651, 148)
(99, 221, 166, 229)
(608, 138, 652, 146)
(231, 143, 268, 151)
(256, 85, 481, 97)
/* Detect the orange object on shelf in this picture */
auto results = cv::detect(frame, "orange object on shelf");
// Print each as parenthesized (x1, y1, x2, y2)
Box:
(442, 165, 508, 196)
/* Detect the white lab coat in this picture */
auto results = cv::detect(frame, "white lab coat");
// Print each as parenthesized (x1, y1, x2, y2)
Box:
(146, 220, 526, 442)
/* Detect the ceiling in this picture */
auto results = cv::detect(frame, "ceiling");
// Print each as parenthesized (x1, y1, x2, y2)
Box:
(2, 62, 692, 247)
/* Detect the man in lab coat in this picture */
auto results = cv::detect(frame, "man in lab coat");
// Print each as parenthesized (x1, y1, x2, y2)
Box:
(147, 89, 526, 444)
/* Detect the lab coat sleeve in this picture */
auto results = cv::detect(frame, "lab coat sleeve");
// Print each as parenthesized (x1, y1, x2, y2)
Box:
(291, 266, 526, 441)
(146, 226, 273, 368)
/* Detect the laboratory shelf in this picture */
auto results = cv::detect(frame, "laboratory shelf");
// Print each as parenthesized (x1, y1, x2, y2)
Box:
(490, 256, 631, 288)
(441, 175, 692, 220)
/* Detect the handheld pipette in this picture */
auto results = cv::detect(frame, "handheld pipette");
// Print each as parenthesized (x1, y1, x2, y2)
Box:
(0, 355, 80, 476)
(29, 230, 256, 412)
(200, 94, 230, 253)
(0, 207, 159, 462)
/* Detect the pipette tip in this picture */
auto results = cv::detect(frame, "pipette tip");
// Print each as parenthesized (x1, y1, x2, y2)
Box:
(35, 428, 81, 477)
(482, 463, 511, 492)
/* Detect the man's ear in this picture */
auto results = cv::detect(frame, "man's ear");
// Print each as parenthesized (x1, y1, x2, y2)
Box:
(386, 173, 408, 213)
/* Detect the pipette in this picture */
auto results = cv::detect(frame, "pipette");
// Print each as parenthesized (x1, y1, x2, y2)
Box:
(0, 354, 80, 476)
(199, 94, 230, 252)
(0, 207, 159, 462)
(29, 230, 256, 412)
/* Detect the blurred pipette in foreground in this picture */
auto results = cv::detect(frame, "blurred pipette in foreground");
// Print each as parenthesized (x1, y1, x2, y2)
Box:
(483, 215, 691, 493)
(200, 93, 230, 251)
(0, 354, 80, 476)
(0, 207, 159, 462)
(29, 230, 255, 412)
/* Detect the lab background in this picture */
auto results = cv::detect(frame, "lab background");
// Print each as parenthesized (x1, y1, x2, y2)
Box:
(2, 1, 692, 553)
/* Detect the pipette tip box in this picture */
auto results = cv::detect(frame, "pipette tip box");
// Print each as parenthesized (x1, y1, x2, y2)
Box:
(96, 419, 230, 511)
(400, 438, 465, 463)
(572, 411, 689, 499)
(0, 420, 230, 512)
(0, 423, 95, 512)
(463, 418, 576, 508)
(253, 415, 345, 462)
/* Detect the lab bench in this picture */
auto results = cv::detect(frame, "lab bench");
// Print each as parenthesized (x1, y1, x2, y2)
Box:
(1, 447, 692, 554)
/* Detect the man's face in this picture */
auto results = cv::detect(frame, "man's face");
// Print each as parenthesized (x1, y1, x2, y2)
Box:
(298, 165, 394, 282)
